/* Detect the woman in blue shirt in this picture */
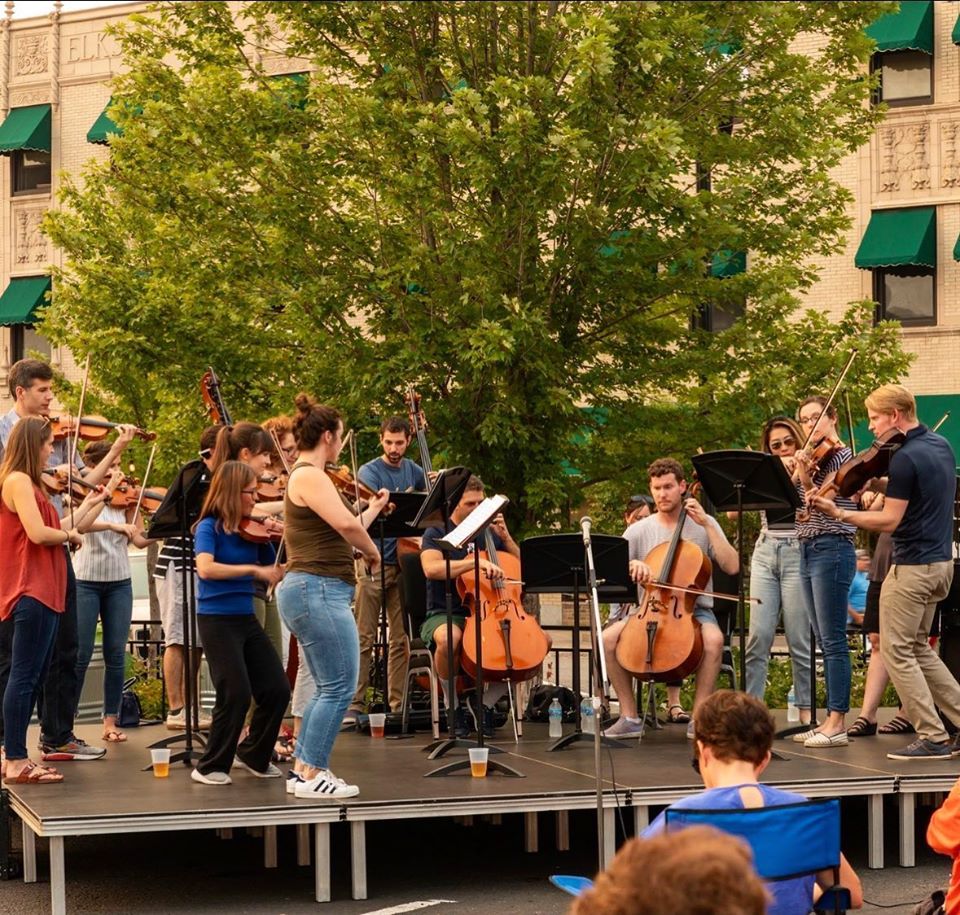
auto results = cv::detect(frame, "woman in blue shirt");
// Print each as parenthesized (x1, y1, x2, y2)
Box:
(191, 461, 289, 785)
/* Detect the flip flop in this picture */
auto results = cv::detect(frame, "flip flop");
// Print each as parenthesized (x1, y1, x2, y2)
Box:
(4, 762, 63, 785)
(667, 704, 691, 724)
(879, 715, 915, 734)
(102, 729, 127, 742)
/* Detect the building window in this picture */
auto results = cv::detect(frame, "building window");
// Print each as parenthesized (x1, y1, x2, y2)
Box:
(694, 298, 746, 332)
(873, 267, 935, 326)
(10, 324, 51, 362)
(874, 51, 933, 106)
(12, 150, 51, 194)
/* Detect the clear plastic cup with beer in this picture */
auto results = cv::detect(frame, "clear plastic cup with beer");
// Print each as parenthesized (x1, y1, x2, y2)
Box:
(469, 747, 488, 778)
(369, 712, 386, 738)
(151, 748, 171, 778)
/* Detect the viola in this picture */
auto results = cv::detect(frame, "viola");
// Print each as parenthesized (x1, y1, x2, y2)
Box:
(832, 428, 906, 499)
(238, 515, 283, 544)
(458, 525, 549, 683)
(200, 367, 233, 426)
(47, 414, 156, 443)
(615, 495, 707, 683)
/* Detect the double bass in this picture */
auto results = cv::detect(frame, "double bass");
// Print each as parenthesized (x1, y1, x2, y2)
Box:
(458, 524, 549, 683)
(615, 497, 708, 682)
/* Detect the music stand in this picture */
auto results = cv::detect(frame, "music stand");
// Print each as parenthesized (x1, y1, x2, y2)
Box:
(363, 491, 426, 736)
(521, 534, 632, 751)
(690, 451, 805, 735)
(142, 459, 210, 767)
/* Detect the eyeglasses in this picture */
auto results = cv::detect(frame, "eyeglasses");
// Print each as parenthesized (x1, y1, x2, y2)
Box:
(768, 436, 796, 451)
(799, 415, 821, 426)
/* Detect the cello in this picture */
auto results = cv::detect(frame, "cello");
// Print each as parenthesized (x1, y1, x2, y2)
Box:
(396, 386, 433, 556)
(458, 524, 549, 684)
(615, 495, 708, 682)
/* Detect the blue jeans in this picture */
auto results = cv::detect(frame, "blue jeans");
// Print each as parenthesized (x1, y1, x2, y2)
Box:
(3, 597, 60, 760)
(800, 535, 855, 714)
(75, 579, 133, 719)
(745, 535, 812, 709)
(277, 572, 357, 771)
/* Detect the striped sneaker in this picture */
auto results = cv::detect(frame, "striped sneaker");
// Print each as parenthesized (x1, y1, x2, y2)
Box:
(294, 768, 359, 800)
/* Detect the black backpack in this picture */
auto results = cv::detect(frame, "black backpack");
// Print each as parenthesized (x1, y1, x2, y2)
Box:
(525, 684, 578, 723)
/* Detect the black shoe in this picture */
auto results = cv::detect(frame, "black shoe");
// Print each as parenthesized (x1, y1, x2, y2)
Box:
(453, 705, 473, 739)
(466, 693, 494, 738)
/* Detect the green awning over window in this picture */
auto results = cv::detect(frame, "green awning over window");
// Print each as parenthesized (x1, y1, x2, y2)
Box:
(0, 276, 51, 325)
(0, 104, 51, 155)
(87, 99, 119, 145)
(867, 0, 934, 55)
(710, 250, 746, 278)
(855, 207, 936, 269)
(954, 14, 960, 46)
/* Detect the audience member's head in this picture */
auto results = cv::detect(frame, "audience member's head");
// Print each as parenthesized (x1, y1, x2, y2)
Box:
(570, 825, 768, 914)
(693, 690, 775, 782)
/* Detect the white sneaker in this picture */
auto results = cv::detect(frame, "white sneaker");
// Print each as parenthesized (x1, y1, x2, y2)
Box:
(286, 771, 304, 795)
(191, 767, 232, 786)
(233, 757, 282, 778)
(165, 708, 186, 730)
(294, 768, 359, 800)
(197, 712, 213, 730)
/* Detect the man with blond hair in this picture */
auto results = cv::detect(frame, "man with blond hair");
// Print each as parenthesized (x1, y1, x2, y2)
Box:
(811, 383, 960, 760)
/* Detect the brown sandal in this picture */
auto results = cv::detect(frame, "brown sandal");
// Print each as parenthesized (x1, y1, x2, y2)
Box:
(4, 762, 63, 785)
(667, 705, 691, 724)
(878, 715, 915, 735)
(102, 729, 127, 743)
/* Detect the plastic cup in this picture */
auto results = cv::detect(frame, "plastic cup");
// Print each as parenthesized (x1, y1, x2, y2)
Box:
(469, 747, 489, 778)
(150, 748, 171, 778)
(369, 712, 386, 738)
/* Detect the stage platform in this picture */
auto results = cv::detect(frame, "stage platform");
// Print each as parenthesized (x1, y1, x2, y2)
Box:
(5, 710, 959, 913)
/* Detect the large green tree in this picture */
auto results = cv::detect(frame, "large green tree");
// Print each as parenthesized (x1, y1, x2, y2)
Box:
(43, 0, 909, 531)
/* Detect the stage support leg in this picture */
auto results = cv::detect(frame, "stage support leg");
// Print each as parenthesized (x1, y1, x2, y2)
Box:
(868, 794, 884, 869)
(634, 806, 649, 836)
(218, 828, 233, 840)
(555, 810, 570, 851)
(604, 809, 616, 863)
(49, 836, 65, 915)
(490, 813, 502, 825)
(21, 822, 35, 883)
(351, 821, 367, 900)
(314, 823, 331, 903)
(524, 812, 538, 853)
(899, 793, 915, 867)
(264, 825, 278, 869)
(297, 824, 310, 866)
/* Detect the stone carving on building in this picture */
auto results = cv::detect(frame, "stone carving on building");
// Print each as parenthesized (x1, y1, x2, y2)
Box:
(878, 123, 930, 192)
(15, 35, 47, 75)
(942, 122, 960, 188)
(15, 208, 48, 266)
(10, 88, 48, 107)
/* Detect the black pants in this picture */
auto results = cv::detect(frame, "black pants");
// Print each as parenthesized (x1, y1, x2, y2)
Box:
(37, 553, 79, 747)
(0, 550, 77, 747)
(196, 614, 290, 776)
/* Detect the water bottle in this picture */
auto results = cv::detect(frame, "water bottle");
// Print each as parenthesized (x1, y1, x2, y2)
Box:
(787, 684, 799, 723)
(548, 698, 563, 738)
(581, 696, 595, 734)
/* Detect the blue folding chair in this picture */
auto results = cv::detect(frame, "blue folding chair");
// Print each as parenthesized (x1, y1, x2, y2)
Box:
(665, 797, 850, 915)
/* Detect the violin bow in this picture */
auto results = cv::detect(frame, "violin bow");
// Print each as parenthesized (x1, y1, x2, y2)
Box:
(265, 427, 290, 598)
(932, 411, 950, 434)
(67, 355, 92, 529)
(844, 391, 856, 454)
(131, 442, 157, 521)
(799, 348, 857, 451)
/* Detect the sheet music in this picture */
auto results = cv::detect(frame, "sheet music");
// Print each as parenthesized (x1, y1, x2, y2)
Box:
(437, 494, 509, 550)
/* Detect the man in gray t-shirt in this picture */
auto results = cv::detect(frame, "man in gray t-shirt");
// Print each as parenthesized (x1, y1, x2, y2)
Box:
(602, 458, 739, 740)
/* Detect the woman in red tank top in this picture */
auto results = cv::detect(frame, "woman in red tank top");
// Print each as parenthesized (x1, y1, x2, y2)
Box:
(0, 418, 81, 785)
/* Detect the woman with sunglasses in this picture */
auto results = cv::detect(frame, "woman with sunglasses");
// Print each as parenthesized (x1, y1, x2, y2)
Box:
(743, 417, 812, 725)
(190, 461, 289, 785)
(792, 396, 856, 748)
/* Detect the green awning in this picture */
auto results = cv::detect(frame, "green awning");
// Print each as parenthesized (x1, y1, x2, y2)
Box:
(954, 14, 960, 46)
(710, 250, 746, 278)
(855, 207, 936, 269)
(0, 276, 51, 326)
(866, 0, 934, 55)
(87, 99, 119, 145)
(270, 72, 308, 109)
(0, 104, 51, 154)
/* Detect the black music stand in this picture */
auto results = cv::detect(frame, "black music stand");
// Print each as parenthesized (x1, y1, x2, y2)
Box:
(690, 451, 805, 737)
(142, 459, 210, 767)
(362, 491, 426, 735)
(427, 495, 523, 778)
(521, 534, 632, 751)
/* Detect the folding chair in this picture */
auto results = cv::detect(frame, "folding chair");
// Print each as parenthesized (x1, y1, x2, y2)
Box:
(665, 797, 850, 914)
(398, 551, 440, 738)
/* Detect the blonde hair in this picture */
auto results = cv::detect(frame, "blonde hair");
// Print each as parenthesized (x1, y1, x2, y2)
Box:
(0, 417, 52, 489)
(864, 384, 916, 422)
(195, 460, 256, 534)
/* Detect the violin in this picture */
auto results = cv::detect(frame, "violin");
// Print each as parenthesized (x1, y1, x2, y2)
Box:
(615, 492, 707, 682)
(238, 515, 283, 544)
(256, 471, 287, 502)
(41, 467, 102, 504)
(46, 414, 156, 443)
(106, 477, 168, 513)
(200, 367, 233, 426)
(458, 524, 549, 683)
(831, 428, 906, 499)
(324, 463, 395, 515)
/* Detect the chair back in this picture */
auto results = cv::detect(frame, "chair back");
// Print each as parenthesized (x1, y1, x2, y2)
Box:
(399, 552, 429, 636)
